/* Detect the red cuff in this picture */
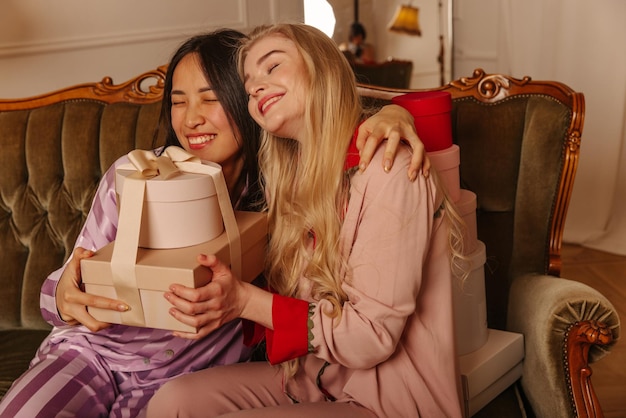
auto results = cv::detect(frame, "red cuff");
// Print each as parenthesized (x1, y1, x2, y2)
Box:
(265, 294, 311, 364)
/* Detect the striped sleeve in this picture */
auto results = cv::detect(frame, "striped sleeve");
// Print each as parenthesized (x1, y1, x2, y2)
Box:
(40, 156, 128, 326)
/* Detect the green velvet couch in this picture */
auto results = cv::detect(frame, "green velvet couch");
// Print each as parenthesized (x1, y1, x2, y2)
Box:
(0, 67, 620, 418)
(0, 66, 167, 399)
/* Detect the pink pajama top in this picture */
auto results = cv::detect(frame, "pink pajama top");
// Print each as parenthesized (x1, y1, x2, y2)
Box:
(39, 150, 250, 378)
(249, 142, 463, 417)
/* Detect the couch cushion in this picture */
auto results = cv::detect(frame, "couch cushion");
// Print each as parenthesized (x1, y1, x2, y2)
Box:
(0, 99, 162, 330)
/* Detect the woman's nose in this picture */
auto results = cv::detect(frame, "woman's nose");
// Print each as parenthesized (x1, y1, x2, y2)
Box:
(185, 103, 203, 127)
(247, 79, 266, 97)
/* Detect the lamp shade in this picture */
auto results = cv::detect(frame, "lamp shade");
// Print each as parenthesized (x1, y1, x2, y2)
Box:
(388, 5, 421, 36)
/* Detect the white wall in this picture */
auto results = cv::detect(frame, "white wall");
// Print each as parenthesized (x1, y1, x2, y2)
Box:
(451, 0, 626, 255)
(451, 0, 499, 79)
(0, 0, 451, 97)
(375, 0, 453, 88)
(0, 0, 304, 98)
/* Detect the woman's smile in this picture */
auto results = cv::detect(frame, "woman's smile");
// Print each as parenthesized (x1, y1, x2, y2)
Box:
(259, 94, 284, 115)
(186, 133, 217, 149)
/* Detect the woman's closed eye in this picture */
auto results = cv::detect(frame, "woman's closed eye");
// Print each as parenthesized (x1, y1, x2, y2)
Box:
(267, 62, 279, 74)
(199, 91, 219, 103)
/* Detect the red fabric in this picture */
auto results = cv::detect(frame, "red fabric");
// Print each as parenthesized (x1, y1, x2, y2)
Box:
(265, 294, 310, 365)
(344, 127, 361, 171)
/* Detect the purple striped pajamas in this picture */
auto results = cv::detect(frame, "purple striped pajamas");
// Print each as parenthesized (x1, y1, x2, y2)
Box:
(0, 151, 251, 418)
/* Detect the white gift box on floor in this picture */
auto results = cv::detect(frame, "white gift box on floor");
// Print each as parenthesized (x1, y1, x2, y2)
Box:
(459, 329, 525, 417)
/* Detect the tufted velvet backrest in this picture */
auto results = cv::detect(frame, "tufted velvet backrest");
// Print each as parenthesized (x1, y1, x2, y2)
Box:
(453, 94, 575, 328)
(358, 69, 584, 329)
(0, 68, 167, 330)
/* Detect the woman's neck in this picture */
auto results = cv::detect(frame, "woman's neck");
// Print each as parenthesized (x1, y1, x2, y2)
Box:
(221, 156, 245, 202)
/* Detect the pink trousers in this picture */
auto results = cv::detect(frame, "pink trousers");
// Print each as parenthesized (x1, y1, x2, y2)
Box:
(146, 362, 376, 418)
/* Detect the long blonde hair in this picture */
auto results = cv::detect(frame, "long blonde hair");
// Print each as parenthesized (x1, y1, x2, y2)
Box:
(239, 24, 360, 317)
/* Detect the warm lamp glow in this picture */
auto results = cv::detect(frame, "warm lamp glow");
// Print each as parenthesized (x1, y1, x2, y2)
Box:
(388, 4, 421, 36)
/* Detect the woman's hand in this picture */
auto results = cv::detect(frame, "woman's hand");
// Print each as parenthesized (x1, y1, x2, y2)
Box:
(356, 104, 430, 181)
(56, 247, 129, 332)
(165, 254, 247, 340)
(165, 254, 273, 340)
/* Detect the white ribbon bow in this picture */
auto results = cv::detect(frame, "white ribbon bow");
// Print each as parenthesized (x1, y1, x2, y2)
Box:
(127, 146, 200, 179)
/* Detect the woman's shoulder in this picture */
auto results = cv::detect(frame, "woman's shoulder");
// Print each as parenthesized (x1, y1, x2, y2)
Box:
(351, 144, 432, 201)
(362, 144, 413, 181)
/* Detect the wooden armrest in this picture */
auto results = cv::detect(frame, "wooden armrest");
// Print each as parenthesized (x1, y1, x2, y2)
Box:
(565, 320, 614, 418)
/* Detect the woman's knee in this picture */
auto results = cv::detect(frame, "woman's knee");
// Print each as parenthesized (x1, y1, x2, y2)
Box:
(146, 363, 284, 417)
(146, 378, 185, 417)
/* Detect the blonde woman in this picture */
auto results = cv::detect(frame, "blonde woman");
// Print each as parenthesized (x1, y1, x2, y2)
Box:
(148, 23, 465, 418)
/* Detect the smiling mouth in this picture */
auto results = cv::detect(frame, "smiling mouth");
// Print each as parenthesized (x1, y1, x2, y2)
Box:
(188, 134, 216, 146)
(260, 95, 282, 114)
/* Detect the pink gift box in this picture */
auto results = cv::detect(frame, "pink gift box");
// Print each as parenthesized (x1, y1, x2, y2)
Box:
(455, 189, 478, 255)
(392, 91, 453, 152)
(81, 211, 268, 333)
(428, 144, 460, 202)
(115, 166, 222, 249)
(453, 240, 488, 356)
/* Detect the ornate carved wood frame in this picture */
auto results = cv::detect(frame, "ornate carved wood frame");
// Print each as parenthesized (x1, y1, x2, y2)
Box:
(0, 66, 167, 110)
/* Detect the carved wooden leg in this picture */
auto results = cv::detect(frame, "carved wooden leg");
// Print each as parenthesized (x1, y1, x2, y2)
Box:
(564, 320, 613, 418)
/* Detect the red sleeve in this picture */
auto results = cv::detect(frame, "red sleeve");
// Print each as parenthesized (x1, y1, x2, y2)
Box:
(265, 294, 311, 365)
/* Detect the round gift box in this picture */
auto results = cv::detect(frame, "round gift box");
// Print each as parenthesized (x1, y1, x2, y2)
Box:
(455, 189, 478, 255)
(453, 240, 488, 356)
(116, 169, 223, 249)
(391, 91, 453, 152)
(428, 144, 460, 203)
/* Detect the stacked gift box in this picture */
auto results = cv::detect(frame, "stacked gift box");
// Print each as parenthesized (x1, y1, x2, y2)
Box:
(392, 92, 524, 417)
(81, 148, 268, 333)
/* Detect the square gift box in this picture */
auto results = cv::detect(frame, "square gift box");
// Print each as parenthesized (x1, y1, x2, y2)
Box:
(458, 328, 525, 417)
(81, 210, 268, 333)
